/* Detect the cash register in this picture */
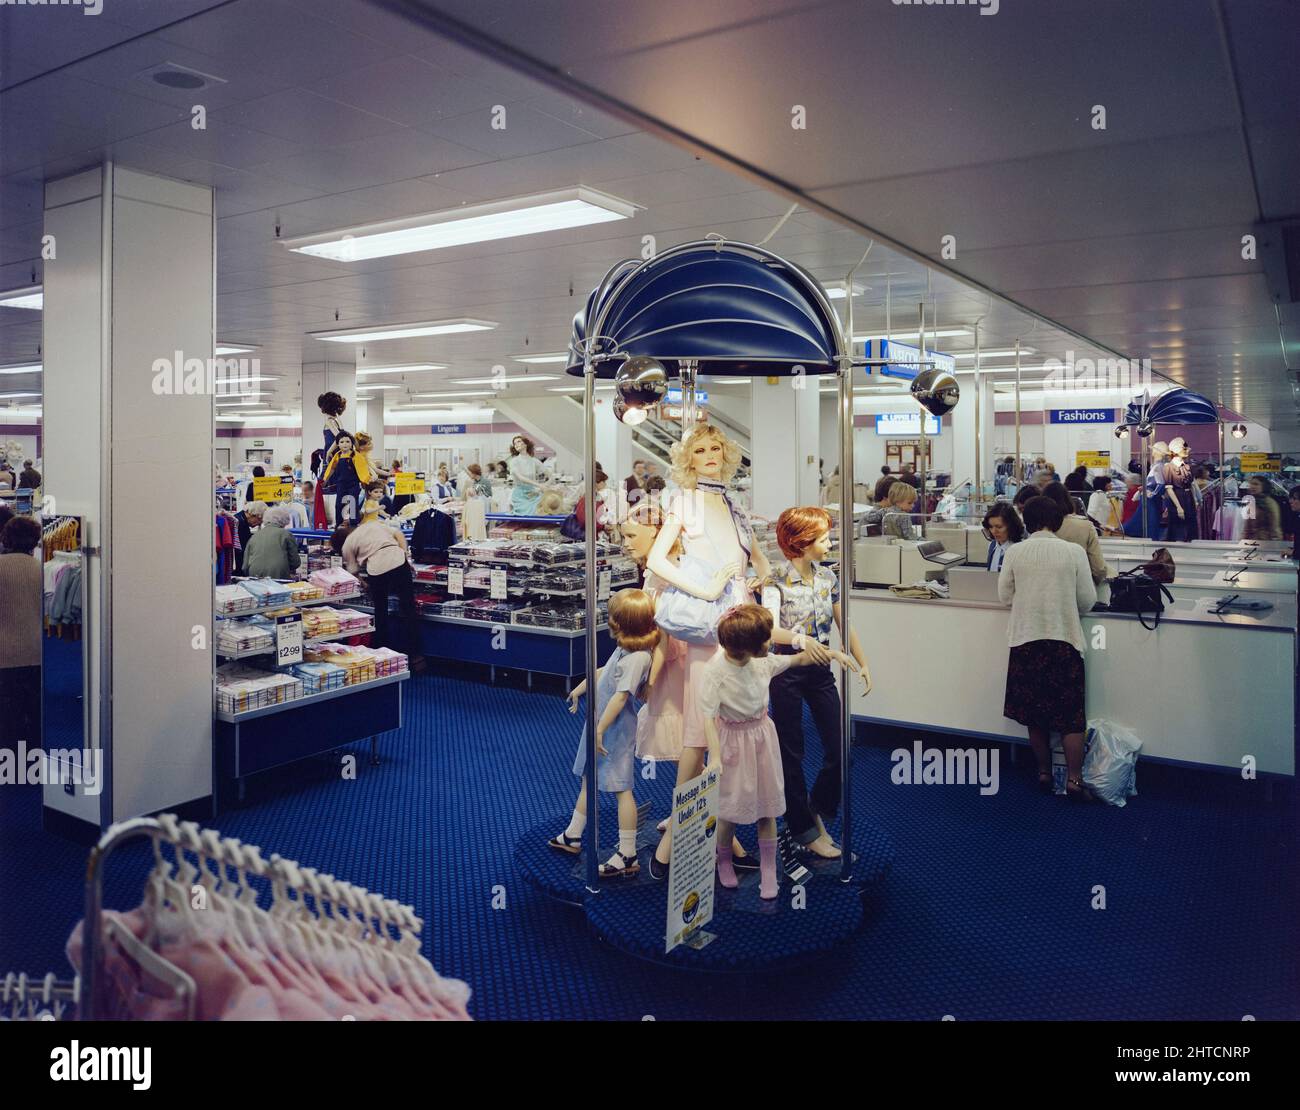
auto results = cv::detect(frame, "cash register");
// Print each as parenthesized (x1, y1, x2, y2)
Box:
(855, 538, 966, 586)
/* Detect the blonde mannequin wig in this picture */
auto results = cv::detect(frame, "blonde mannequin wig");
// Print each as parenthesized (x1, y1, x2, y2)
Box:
(669, 423, 742, 489)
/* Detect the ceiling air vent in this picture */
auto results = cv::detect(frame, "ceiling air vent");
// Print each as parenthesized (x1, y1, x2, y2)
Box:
(135, 62, 228, 92)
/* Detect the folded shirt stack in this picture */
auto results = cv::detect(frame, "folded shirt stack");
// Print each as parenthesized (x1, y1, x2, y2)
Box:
(367, 647, 409, 676)
(332, 608, 372, 633)
(215, 663, 304, 713)
(215, 617, 276, 656)
(289, 660, 348, 693)
(299, 607, 341, 638)
(239, 578, 293, 608)
(285, 580, 324, 604)
(309, 567, 362, 596)
(215, 583, 257, 615)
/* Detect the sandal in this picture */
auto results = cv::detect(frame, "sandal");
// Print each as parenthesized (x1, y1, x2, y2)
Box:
(546, 833, 582, 855)
(1037, 771, 1054, 794)
(1066, 776, 1097, 803)
(656, 817, 669, 834)
(598, 852, 641, 879)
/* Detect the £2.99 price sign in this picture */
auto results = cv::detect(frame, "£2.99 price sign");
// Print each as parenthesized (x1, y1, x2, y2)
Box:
(276, 614, 304, 667)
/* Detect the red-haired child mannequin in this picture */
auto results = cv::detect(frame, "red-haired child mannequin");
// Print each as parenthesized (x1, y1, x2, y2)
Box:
(766, 507, 872, 860)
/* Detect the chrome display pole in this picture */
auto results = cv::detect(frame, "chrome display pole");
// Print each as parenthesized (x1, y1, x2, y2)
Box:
(917, 303, 928, 537)
(681, 358, 698, 429)
(973, 323, 982, 513)
(1218, 417, 1226, 538)
(1014, 339, 1022, 485)
(582, 354, 600, 894)
(837, 343, 855, 882)
(1140, 433, 1149, 541)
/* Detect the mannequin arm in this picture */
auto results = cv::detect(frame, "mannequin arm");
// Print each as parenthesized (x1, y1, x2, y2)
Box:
(646, 637, 667, 689)
(703, 715, 722, 767)
(597, 692, 628, 740)
(646, 515, 736, 599)
(749, 542, 771, 581)
(771, 625, 833, 663)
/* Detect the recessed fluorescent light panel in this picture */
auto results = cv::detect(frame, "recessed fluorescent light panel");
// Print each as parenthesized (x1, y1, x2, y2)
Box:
(0, 364, 41, 375)
(824, 281, 868, 300)
(357, 364, 448, 375)
(354, 384, 402, 391)
(952, 349, 1036, 360)
(282, 187, 638, 262)
(411, 390, 496, 399)
(452, 374, 558, 385)
(0, 286, 42, 310)
(215, 343, 258, 355)
(0, 391, 41, 399)
(511, 353, 569, 364)
(856, 329, 971, 342)
(311, 319, 497, 344)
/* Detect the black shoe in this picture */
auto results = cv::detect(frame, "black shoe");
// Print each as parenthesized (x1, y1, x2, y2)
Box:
(732, 849, 761, 872)
(648, 854, 669, 881)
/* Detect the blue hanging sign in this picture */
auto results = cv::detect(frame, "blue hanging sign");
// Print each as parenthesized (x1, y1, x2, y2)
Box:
(431, 423, 467, 434)
(868, 339, 956, 381)
(1048, 408, 1114, 424)
(875, 412, 940, 436)
(664, 388, 709, 405)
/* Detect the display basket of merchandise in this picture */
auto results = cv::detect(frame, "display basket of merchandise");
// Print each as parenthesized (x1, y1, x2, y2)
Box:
(309, 567, 362, 596)
(215, 583, 257, 614)
(368, 647, 409, 676)
(415, 594, 448, 614)
(331, 608, 373, 633)
(214, 665, 304, 714)
(215, 617, 275, 656)
(289, 661, 348, 693)
(462, 599, 528, 623)
(299, 608, 342, 638)
(412, 564, 443, 582)
(237, 578, 293, 608)
(513, 601, 609, 630)
(284, 580, 325, 604)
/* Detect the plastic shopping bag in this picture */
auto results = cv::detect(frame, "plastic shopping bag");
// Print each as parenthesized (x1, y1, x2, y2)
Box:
(1082, 719, 1142, 806)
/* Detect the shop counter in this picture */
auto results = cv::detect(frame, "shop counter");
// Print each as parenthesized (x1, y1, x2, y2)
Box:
(847, 588, 1295, 776)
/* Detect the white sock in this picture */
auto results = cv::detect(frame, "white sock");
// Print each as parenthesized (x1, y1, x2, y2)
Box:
(618, 828, 637, 859)
(564, 808, 586, 840)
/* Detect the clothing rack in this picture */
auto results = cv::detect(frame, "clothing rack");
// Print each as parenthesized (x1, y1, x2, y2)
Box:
(41, 515, 79, 560)
(77, 813, 467, 1021)
(1, 973, 80, 1021)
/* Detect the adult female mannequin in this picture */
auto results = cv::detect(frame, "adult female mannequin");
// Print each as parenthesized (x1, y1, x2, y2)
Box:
(507, 435, 544, 515)
(645, 423, 770, 879)
(1162, 438, 1197, 542)
(1123, 441, 1168, 539)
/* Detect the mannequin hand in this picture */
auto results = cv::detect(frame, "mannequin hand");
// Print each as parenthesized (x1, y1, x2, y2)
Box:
(831, 650, 859, 673)
(705, 563, 742, 600)
(802, 639, 833, 665)
(859, 668, 873, 697)
(595, 732, 609, 757)
(567, 690, 581, 714)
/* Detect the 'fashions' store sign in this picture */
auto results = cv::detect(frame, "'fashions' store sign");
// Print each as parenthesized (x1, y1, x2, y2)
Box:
(1049, 408, 1115, 424)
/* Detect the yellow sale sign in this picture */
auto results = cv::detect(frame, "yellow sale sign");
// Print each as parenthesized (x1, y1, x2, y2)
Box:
(1240, 453, 1280, 472)
(1076, 451, 1111, 469)
(394, 472, 426, 495)
(252, 475, 294, 502)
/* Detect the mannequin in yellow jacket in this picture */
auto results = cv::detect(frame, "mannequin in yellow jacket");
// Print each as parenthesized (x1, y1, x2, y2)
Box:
(320, 433, 371, 525)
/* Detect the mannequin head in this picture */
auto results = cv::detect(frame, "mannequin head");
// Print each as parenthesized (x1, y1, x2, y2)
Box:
(509, 435, 535, 457)
(776, 506, 833, 561)
(717, 603, 773, 663)
(334, 433, 355, 458)
(621, 501, 682, 565)
(355, 432, 373, 453)
(1151, 441, 1169, 462)
(607, 588, 659, 654)
(318, 391, 347, 418)
(670, 423, 741, 489)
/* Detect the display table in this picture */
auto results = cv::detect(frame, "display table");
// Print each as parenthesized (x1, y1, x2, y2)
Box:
(213, 672, 408, 812)
(848, 588, 1295, 777)
(415, 613, 613, 688)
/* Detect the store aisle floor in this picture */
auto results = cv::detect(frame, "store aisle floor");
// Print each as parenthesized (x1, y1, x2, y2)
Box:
(1, 663, 1295, 1020)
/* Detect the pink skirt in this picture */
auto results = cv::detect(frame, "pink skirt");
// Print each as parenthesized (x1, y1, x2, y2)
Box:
(716, 714, 786, 825)
(680, 641, 722, 749)
(636, 634, 685, 762)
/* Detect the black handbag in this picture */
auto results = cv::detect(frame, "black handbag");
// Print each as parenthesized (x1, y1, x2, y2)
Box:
(1106, 569, 1174, 630)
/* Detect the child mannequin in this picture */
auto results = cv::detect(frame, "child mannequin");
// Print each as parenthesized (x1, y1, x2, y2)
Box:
(700, 604, 857, 899)
(548, 589, 659, 878)
(319, 433, 371, 526)
(765, 507, 872, 860)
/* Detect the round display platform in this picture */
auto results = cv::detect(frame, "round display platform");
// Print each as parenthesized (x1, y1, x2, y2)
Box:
(585, 867, 866, 972)
(514, 816, 667, 906)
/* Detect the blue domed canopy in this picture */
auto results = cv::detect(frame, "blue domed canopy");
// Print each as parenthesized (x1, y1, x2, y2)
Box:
(1122, 387, 1220, 428)
(565, 241, 846, 378)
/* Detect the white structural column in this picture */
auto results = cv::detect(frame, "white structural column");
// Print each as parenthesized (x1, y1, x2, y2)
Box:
(357, 397, 386, 460)
(594, 395, 633, 495)
(301, 362, 356, 473)
(748, 375, 820, 519)
(952, 371, 998, 497)
(42, 165, 215, 828)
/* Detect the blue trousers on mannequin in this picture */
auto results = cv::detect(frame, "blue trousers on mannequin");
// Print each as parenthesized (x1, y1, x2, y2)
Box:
(1123, 497, 1165, 540)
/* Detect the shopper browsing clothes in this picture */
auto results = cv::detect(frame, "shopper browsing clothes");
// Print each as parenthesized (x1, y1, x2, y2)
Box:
(699, 604, 858, 898)
(241, 505, 301, 579)
(0, 514, 42, 750)
(998, 496, 1098, 801)
(548, 588, 659, 878)
(234, 500, 267, 575)
(332, 519, 425, 673)
(766, 507, 872, 861)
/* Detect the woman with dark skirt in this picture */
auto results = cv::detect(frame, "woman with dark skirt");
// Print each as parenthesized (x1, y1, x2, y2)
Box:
(997, 496, 1098, 800)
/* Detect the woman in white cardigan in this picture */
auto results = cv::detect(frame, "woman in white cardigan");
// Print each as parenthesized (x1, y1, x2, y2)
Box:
(998, 495, 1099, 800)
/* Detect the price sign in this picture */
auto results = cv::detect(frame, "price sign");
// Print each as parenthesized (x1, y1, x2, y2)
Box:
(275, 614, 303, 667)
(253, 475, 294, 502)
(447, 566, 464, 596)
(1076, 451, 1111, 469)
(1240, 453, 1281, 472)
(490, 568, 508, 600)
(597, 569, 611, 600)
(394, 471, 426, 495)
(330, 555, 343, 569)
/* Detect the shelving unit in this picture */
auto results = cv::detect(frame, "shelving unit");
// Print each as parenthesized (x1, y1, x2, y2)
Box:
(215, 623, 376, 661)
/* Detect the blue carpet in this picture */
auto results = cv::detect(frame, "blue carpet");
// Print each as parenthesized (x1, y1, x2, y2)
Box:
(0, 651, 1295, 1020)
